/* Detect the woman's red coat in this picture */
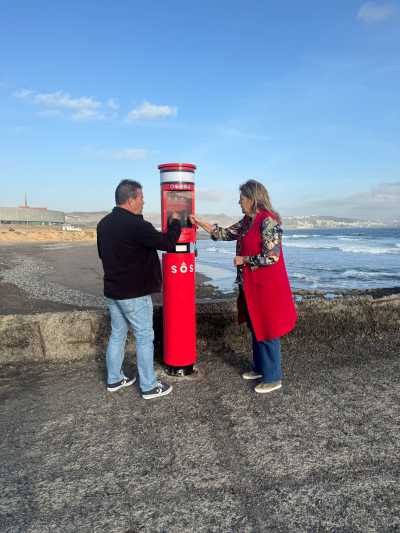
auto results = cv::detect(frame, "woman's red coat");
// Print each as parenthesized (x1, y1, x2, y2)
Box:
(239, 210, 297, 341)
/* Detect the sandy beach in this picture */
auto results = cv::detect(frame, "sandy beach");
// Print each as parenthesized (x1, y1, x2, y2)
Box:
(0, 234, 224, 314)
(0, 225, 96, 243)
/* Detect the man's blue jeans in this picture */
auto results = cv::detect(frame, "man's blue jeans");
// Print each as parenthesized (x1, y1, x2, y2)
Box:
(105, 295, 157, 392)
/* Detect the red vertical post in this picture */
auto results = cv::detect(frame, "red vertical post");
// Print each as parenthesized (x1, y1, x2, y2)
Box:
(159, 163, 197, 375)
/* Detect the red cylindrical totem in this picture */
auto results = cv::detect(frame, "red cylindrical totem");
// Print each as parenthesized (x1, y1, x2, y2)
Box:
(159, 163, 197, 375)
(162, 253, 196, 369)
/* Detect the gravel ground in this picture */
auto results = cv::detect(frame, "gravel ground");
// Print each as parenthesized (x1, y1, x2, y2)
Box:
(1, 244, 399, 531)
(0, 243, 105, 313)
(1, 253, 106, 309)
(1, 343, 399, 532)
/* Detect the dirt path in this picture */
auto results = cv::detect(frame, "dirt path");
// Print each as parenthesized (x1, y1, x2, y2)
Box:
(1, 344, 399, 532)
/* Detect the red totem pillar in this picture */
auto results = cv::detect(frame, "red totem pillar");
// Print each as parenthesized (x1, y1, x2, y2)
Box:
(159, 163, 197, 375)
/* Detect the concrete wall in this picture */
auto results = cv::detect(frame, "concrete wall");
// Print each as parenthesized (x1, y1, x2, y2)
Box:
(1, 296, 399, 365)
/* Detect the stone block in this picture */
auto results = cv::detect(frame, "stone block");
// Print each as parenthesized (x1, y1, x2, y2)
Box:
(0, 316, 45, 363)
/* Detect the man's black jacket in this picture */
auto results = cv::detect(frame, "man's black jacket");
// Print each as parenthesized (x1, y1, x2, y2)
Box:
(97, 207, 181, 299)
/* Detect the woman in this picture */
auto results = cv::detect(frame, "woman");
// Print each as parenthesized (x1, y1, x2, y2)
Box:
(190, 179, 297, 394)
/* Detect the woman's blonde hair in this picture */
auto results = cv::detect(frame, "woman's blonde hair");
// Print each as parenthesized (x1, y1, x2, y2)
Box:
(239, 179, 281, 223)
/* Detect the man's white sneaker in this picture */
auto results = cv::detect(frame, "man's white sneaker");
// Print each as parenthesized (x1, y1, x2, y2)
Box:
(142, 382, 173, 400)
(107, 376, 136, 392)
(242, 370, 263, 380)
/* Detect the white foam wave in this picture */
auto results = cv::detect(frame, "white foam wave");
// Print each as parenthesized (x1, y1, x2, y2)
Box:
(340, 270, 400, 279)
(204, 246, 235, 255)
(285, 234, 320, 239)
(284, 242, 336, 250)
(339, 246, 400, 255)
(196, 263, 234, 280)
(220, 248, 235, 255)
(291, 272, 318, 282)
(284, 241, 400, 254)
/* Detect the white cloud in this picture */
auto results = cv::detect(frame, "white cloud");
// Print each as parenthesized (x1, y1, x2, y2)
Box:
(34, 91, 101, 111)
(357, 2, 397, 23)
(82, 146, 148, 160)
(13, 88, 34, 99)
(126, 101, 177, 121)
(295, 181, 400, 220)
(110, 148, 148, 160)
(107, 98, 119, 110)
(14, 89, 177, 123)
(13, 88, 113, 121)
(335, 181, 400, 208)
(71, 108, 104, 122)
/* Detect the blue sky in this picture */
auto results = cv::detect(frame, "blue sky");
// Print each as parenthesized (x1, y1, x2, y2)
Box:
(1, 0, 400, 219)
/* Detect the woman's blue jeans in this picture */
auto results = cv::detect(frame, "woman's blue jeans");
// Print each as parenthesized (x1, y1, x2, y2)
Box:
(241, 289, 282, 383)
(105, 295, 158, 392)
(251, 333, 282, 384)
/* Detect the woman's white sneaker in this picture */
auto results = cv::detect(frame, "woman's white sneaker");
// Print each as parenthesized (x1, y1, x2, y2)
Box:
(242, 370, 263, 380)
(254, 381, 282, 394)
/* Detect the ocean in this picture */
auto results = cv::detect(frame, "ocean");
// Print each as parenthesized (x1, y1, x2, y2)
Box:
(195, 228, 400, 293)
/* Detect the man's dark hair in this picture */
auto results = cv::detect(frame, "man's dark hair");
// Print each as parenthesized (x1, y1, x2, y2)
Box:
(115, 179, 142, 205)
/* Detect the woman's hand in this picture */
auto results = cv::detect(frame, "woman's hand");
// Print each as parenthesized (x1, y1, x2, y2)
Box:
(188, 214, 199, 225)
(189, 214, 213, 234)
(234, 256, 246, 267)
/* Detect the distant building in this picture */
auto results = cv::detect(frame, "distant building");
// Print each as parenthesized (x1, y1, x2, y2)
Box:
(0, 206, 65, 225)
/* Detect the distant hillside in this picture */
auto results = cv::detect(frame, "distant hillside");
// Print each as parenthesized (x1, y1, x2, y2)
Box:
(65, 212, 108, 227)
(65, 211, 238, 228)
(66, 211, 397, 229)
(282, 215, 391, 229)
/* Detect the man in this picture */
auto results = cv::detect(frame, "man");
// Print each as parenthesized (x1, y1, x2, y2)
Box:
(97, 179, 181, 399)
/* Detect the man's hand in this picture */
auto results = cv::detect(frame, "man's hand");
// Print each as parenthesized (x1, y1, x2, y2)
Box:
(171, 211, 181, 221)
(188, 214, 198, 225)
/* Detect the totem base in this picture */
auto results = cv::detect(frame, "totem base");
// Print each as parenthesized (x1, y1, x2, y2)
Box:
(165, 364, 194, 377)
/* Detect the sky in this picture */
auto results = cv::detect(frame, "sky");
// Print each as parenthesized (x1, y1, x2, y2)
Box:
(1, 0, 400, 220)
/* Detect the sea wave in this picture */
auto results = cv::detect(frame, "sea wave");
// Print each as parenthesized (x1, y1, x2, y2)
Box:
(291, 272, 318, 283)
(284, 241, 400, 254)
(196, 263, 234, 279)
(284, 242, 339, 250)
(340, 270, 400, 280)
(204, 246, 235, 256)
(285, 234, 320, 239)
(220, 248, 235, 255)
(340, 246, 400, 255)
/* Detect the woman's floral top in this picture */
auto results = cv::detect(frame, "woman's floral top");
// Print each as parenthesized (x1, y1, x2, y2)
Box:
(211, 214, 282, 284)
